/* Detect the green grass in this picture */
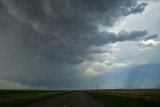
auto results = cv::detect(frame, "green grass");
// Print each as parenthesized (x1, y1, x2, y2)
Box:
(86, 89, 160, 107)
(0, 90, 70, 107)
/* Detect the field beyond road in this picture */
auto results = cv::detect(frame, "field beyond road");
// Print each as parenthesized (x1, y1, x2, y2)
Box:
(87, 89, 160, 107)
(0, 90, 69, 107)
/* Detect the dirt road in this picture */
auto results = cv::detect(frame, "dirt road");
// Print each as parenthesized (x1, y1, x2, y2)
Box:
(23, 91, 109, 107)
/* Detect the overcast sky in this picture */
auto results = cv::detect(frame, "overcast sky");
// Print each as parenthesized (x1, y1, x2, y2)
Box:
(0, 0, 160, 89)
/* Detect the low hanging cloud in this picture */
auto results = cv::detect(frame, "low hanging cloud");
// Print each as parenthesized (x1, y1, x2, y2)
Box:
(0, 0, 158, 89)
(0, 79, 50, 90)
(0, 79, 31, 89)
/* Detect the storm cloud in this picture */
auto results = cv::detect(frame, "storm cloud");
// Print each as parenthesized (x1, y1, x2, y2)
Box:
(0, 0, 159, 89)
(0, 0, 148, 64)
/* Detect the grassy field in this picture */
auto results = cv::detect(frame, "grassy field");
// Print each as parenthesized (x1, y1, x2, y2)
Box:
(86, 89, 160, 107)
(0, 90, 70, 107)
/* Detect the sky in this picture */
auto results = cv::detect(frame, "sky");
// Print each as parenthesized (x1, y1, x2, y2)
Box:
(0, 0, 160, 90)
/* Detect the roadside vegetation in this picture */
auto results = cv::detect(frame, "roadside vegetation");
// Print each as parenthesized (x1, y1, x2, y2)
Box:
(86, 89, 160, 107)
(0, 90, 70, 107)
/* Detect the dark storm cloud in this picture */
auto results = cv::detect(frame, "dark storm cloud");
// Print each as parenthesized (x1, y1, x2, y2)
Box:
(129, 3, 147, 14)
(0, 0, 150, 88)
(1, 0, 149, 64)
(142, 34, 158, 40)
